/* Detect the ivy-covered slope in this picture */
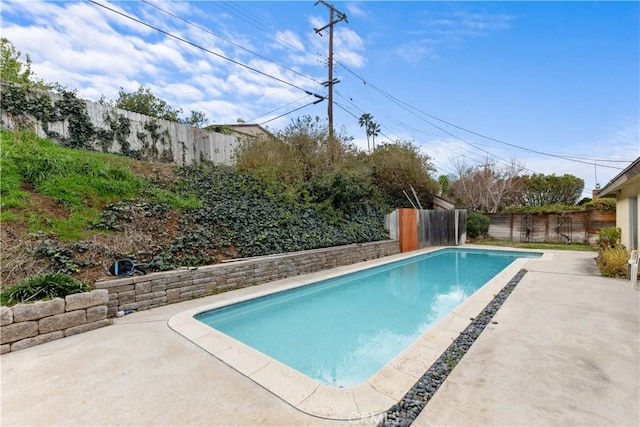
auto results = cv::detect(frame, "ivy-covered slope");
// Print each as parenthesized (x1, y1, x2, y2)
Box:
(172, 165, 389, 261)
(0, 131, 390, 287)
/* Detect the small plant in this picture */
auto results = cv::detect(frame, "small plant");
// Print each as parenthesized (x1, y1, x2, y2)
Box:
(35, 239, 80, 274)
(596, 246, 630, 278)
(597, 226, 621, 249)
(0, 273, 91, 306)
(467, 211, 490, 239)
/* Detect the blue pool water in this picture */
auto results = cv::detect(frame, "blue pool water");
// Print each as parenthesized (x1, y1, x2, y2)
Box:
(196, 248, 541, 387)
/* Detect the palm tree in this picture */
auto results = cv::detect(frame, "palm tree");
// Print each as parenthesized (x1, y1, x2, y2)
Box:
(369, 121, 380, 151)
(358, 113, 373, 153)
(359, 113, 381, 153)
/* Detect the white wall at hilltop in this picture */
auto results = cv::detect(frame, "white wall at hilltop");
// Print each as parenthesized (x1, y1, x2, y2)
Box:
(0, 83, 241, 166)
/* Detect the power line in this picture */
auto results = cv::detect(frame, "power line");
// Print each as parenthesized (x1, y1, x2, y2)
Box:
(260, 99, 324, 126)
(332, 65, 541, 173)
(333, 100, 458, 175)
(209, 0, 270, 33)
(248, 95, 312, 122)
(336, 79, 544, 178)
(89, 0, 326, 102)
(207, 0, 315, 57)
(141, 0, 322, 86)
(336, 60, 624, 171)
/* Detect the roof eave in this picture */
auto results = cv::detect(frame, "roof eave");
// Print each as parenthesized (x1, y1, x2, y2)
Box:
(598, 157, 640, 197)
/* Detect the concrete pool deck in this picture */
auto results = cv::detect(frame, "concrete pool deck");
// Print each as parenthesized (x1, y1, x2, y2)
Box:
(1, 248, 639, 426)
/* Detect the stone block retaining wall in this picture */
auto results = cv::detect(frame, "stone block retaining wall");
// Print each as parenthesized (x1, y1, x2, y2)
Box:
(97, 240, 399, 317)
(0, 241, 399, 354)
(0, 289, 109, 354)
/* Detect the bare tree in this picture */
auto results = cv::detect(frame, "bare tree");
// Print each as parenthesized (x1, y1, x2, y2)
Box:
(451, 158, 525, 213)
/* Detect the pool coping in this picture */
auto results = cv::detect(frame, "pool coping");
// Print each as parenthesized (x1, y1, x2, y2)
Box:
(168, 246, 552, 420)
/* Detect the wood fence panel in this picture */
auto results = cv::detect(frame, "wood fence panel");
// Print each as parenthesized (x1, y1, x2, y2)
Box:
(487, 214, 511, 240)
(398, 208, 418, 253)
(386, 209, 466, 252)
(457, 210, 468, 245)
(417, 209, 466, 247)
(486, 210, 615, 244)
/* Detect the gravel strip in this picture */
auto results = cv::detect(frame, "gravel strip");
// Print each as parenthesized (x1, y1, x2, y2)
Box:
(380, 269, 528, 427)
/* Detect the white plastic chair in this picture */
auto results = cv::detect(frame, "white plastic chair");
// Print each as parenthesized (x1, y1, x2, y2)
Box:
(629, 250, 640, 290)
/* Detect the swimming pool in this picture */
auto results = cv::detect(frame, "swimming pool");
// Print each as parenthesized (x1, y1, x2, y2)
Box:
(195, 248, 540, 387)
(169, 246, 546, 419)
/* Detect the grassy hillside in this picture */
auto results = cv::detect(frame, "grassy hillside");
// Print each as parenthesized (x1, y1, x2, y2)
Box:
(0, 131, 389, 288)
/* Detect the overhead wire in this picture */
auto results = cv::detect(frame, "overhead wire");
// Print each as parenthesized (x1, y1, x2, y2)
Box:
(335, 75, 549, 179)
(141, 0, 323, 86)
(209, 0, 321, 60)
(89, 0, 326, 102)
(248, 95, 312, 122)
(259, 100, 324, 126)
(333, 99, 458, 176)
(337, 84, 603, 197)
(332, 65, 535, 171)
(209, 0, 270, 33)
(336, 60, 625, 171)
(93, 1, 625, 184)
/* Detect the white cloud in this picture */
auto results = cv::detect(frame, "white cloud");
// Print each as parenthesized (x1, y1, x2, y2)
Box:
(393, 7, 515, 64)
(273, 30, 305, 51)
(345, 3, 369, 20)
(334, 28, 365, 67)
(395, 40, 437, 65)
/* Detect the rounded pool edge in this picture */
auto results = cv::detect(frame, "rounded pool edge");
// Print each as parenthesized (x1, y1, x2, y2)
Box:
(168, 246, 551, 420)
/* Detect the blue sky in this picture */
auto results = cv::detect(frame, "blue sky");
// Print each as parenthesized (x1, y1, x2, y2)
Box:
(1, 1, 638, 197)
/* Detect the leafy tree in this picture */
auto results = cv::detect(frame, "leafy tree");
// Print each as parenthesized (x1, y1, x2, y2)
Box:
(113, 85, 183, 122)
(520, 173, 584, 206)
(437, 175, 451, 197)
(0, 38, 48, 89)
(182, 110, 209, 128)
(367, 141, 437, 209)
(451, 158, 525, 213)
(112, 85, 211, 127)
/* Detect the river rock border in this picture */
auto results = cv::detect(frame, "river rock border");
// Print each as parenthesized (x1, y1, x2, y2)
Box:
(381, 269, 528, 426)
(0, 289, 110, 354)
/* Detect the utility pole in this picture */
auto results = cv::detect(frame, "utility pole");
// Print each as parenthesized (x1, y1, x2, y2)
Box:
(314, 0, 347, 144)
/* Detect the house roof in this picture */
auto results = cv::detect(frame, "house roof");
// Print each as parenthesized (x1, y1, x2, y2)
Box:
(206, 123, 273, 139)
(598, 156, 640, 197)
(433, 195, 456, 210)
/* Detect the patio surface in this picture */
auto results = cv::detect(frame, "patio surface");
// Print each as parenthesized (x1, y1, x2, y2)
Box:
(1, 248, 638, 426)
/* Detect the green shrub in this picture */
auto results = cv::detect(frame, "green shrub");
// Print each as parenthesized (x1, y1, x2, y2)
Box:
(467, 211, 490, 239)
(584, 198, 616, 211)
(596, 246, 630, 278)
(502, 205, 580, 213)
(597, 226, 621, 249)
(0, 273, 91, 306)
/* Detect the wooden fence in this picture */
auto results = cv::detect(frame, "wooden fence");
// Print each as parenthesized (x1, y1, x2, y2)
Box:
(386, 209, 467, 252)
(486, 210, 615, 245)
(0, 81, 240, 166)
